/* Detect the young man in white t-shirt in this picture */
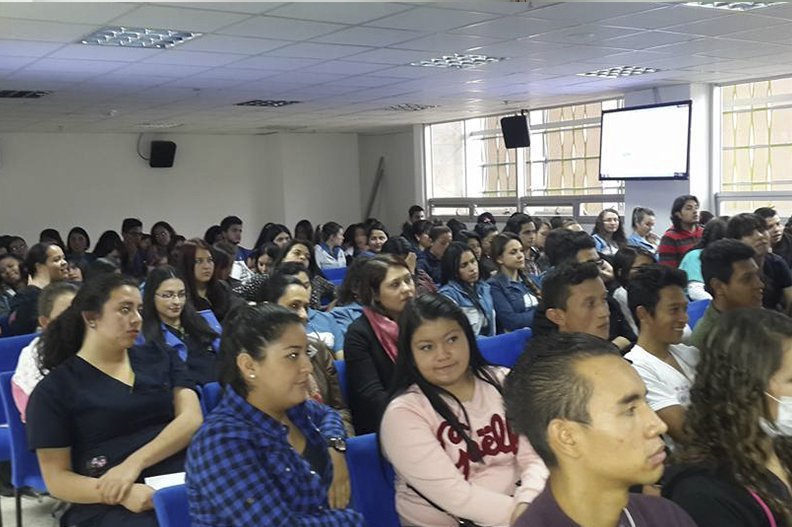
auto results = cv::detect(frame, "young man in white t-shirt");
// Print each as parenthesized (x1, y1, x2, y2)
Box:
(625, 264, 699, 446)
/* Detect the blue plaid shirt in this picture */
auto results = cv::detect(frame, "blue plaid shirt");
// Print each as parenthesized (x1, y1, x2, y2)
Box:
(185, 387, 365, 527)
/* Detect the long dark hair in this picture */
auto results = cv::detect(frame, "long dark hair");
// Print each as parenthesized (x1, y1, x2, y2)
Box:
(490, 233, 541, 298)
(592, 208, 627, 245)
(219, 304, 304, 398)
(677, 308, 792, 523)
(150, 221, 178, 253)
(141, 266, 218, 348)
(66, 227, 90, 255)
(385, 294, 502, 461)
(173, 238, 230, 320)
(40, 273, 139, 371)
(93, 230, 123, 259)
(294, 219, 315, 243)
(273, 239, 325, 280)
(23, 242, 55, 279)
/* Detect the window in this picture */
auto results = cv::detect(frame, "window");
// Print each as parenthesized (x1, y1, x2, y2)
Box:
(424, 99, 623, 200)
(720, 77, 792, 216)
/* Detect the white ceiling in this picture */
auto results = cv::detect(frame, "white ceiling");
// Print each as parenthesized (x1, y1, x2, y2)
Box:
(1, 1, 792, 134)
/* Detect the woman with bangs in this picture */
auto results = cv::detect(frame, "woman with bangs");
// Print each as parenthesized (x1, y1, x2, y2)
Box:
(380, 294, 547, 527)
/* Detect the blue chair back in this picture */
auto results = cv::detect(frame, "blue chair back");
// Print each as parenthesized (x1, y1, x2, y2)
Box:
(153, 484, 191, 527)
(687, 299, 710, 329)
(0, 333, 36, 374)
(323, 267, 347, 282)
(333, 360, 347, 402)
(476, 328, 532, 368)
(347, 433, 399, 527)
(200, 382, 222, 416)
(0, 372, 45, 490)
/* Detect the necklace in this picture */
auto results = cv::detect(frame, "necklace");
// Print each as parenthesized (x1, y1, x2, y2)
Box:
(623, 508, 636, 527)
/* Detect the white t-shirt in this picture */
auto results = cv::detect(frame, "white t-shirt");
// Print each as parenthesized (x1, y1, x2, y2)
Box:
(625, 343, 700, 411)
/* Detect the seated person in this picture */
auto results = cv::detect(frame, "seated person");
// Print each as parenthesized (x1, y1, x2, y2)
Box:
(272, 239, 335, 309)
(0, 253, 25, 318)
(328, 257, 367, 340)
(186, 304, 364, 526)
(611, 246, 656, 336)
(474, 223, 499, 279)
(488, 233, 541, 333)
(381, 236, 437, 296)
(504, 213, 542, 276)
(504, 333, 696, 527)
(663, 309, 792, 526)
(690, 239, 763, 349)
(264, 271, 353, 435)
(417, 225, 453, 285)
(380, 295, 548, 526)
(12, 281, 77, 421)
(27, 273, 203, 527)
(591, 208, 626, 256)
(140, 266, 221, 385)
(438, 241, 496, 337)
(727, 213, 792, 314)
(658, 195, 703, 269)
(542, 229, 635, 348)
(625, 265, 699, 447)
(628, 206, 660, 253)
(345, 254, 415, 434)
(678, 218, 727, 301)
(174, 239, 236, 323)
(357, 222, 388, 258)
(315, 222, 347, 270)
(9, 242, 68, 335)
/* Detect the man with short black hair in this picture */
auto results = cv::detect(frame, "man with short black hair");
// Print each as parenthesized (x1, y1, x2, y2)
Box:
(690, 239, 763, 348)
(658, 195, 702, 268)
(220, 215, 250, 262)
(505, 333, 696, 527)
(626, 265, 699, 445)
(120, 218, 145, 278)
(408, 205, 425, 224)
(416, 225, 452, 284)
(727, 212, 792, 313)
(755, 206, 792, 268)
(540, 262, 610, 340)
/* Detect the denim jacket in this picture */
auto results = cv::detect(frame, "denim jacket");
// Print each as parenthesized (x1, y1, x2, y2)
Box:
(439, 280, 496, 337)
(488, 273, 539, 332)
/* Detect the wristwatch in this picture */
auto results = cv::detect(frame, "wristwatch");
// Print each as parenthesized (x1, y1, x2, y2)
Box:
(327, 437, 347, 453)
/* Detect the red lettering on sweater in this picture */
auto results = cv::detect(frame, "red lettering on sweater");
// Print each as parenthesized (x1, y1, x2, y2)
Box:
(436, 414, 518, 479)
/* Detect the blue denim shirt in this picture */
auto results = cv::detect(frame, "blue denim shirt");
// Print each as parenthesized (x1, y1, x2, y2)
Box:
(438, 280, 496, 336)
(186, 388, 364, 527)
(488, 273, 539, 332)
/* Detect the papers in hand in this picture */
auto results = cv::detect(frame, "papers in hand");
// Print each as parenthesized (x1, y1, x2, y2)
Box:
(144, 472, 185, 490)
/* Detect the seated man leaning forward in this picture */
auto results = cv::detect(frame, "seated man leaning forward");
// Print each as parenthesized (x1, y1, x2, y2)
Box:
(504, 333, 696, 527)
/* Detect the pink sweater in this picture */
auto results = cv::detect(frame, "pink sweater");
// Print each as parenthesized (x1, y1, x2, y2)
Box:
(380, 367, 548, 527)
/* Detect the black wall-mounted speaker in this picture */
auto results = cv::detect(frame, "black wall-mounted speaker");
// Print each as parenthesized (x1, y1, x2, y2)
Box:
(149, 141, 177, 168)
(500, 115, 530, 149)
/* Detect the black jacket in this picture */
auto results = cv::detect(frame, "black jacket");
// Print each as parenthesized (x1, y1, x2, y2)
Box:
(344, 315, 395, 435)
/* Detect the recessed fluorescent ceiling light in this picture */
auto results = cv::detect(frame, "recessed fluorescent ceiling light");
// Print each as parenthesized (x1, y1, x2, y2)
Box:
(387, 103, 438, 112)
(236, 100, 302, 107)
(683, 1, 784, 10)
(410, 54, 506, 69)
(80, 26, 201, 48)
(577, 66, 659, 78)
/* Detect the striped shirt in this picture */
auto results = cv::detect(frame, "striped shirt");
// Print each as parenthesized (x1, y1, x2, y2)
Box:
(658, 226, 703, 268)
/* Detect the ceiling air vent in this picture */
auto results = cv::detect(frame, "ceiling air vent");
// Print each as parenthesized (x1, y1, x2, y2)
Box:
(0, 90, 52, 99)
(387, 103, 438, 112)
(235, 100, 301, 107)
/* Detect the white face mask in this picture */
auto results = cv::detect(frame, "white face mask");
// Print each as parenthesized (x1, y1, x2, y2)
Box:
(759, 392, 792, 437)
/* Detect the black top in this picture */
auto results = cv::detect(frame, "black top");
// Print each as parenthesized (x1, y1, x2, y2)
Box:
(344, 315, 395, 435)
(773, 233, 792, 270)
(417, 249, 442, 284)
(663, 462, 791, 527)
(8, 286, 41, 336)
(515, 484, 696, 527)
(762, 253, 792, 311)
(27, 342, 196, 524)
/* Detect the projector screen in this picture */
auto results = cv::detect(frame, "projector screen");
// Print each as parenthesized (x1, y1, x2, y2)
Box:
(599, 100, 692, 181)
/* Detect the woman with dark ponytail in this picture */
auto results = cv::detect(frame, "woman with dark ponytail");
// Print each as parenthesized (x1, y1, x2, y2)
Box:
(379, 294, 547, 526)
(27, 273, 203, 527)
(315, 222, 347, 270)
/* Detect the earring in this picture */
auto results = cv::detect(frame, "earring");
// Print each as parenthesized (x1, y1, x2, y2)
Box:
(249, 374, 256, 379)
(88, 322, 96, 328)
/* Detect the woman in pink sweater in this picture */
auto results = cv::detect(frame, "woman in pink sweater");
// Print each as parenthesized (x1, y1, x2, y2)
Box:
(380, 294, 548, 527)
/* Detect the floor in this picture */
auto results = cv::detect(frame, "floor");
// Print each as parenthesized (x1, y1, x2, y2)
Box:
(0, 495, 58, 527)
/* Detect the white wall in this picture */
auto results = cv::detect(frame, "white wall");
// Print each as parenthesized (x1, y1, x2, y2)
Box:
(623, 83, 714, 232)
(0, 131, 363, 248)
(358, 126, 422, 234)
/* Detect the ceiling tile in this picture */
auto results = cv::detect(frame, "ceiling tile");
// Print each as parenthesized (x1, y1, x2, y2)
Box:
(451, 16, 573, 39)
(264, 3, 413, 25)
(603, 30, 696, 50)
(112, 62, 212, 78)
(0, 3, 136, 25)
(0, 56, 38, 71)
(160, 3, 284, 15)
(395, 33, 504, 52)
(218, 15, 346, 40)
(111, 5, 252, 33)
(605, 5, 730, 30)
(531, 24, 642, 45)
(728, 24, 792, 45)
(345, 47, 433, 65)
(25, 58, 127, 74)
(665, 13, 787, 37)
(311, 26, 427, 47)
(365, 7, 498, 32)
(268, 42, 373, 60)
(528, 3, 660, 24)
(178, 35, 292, 55)
(0, 19, 97, 43)
(306, 61, 394, 76)
(0, 40, 64, 58)
(47, 43, 162, 62)
(229, 56, 322, 71)
(143, 50, 247, 67)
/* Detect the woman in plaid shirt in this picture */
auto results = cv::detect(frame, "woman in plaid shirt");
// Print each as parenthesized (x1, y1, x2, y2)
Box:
(186, 304, 363, 526)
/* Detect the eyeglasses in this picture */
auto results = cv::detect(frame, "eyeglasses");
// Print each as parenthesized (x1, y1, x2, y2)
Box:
(156, 291, 187, 300)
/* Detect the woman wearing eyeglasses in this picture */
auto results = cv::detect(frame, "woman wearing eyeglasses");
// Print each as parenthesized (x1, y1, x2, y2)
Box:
(140, 266, 221, 385)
